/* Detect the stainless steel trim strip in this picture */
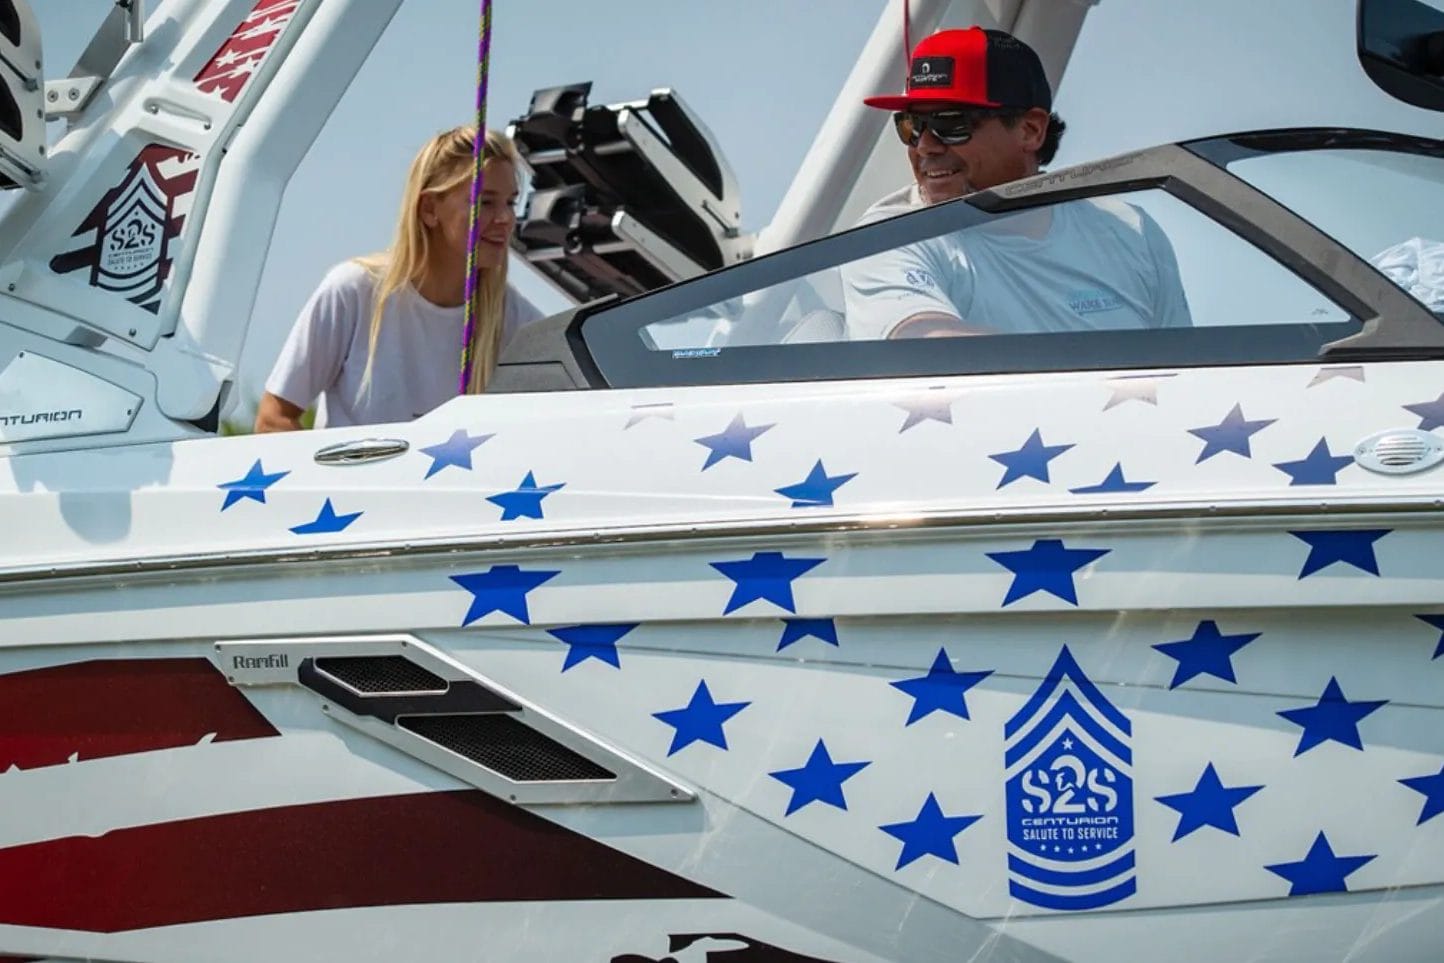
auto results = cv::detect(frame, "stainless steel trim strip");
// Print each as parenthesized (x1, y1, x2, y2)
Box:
(3, 493, 1441, 586)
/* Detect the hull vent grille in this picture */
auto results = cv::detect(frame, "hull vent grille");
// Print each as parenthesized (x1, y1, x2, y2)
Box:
(315, 656, 448, 694)
(400, 714, 615, 782)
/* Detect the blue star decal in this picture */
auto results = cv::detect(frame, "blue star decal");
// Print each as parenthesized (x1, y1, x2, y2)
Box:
(1152, 620, 1260, 689)
(694, 414, 774, 470)
(487, 471, 565, 521)
(778, 618, 838, 651)
(548, 623, 637, 671)
(769, 739, 870, 816)
(890, 648, 993, 725)
(1264, 832, 1375, 896)
(1187, 403, 1276, 463)
(420, 429, 493, 479)
(1069, 463, 1156, 495)
(1290, 529, 1391, 578)
(217, 459, 289, 511)
(289, 498, 362, 535)
(988, 428, 1073, 488)
(1154, 763, 1263, 841)
(1273, 438, 1354, 486)
(1399, 764, 1444, 824)
(1403, 390, 1444, 431)
(1415, 614, 1444, 660)
(652, 680, 751, 755)
(450, 564, 560, 626)
(710, 551, 825, 614)
(986, 539, 1110, 606)
(774, 460, 856, 508)
(1277, 676, 1388, 755)
(879, 793, 982, 869)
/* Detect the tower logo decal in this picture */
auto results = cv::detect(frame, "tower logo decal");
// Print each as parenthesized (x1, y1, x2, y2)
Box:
(49, 146, 199, 314)
(1005, 645, 1135, 910)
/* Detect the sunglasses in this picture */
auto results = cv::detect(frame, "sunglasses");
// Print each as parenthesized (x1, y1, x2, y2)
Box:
(892, 108, 1013, 147)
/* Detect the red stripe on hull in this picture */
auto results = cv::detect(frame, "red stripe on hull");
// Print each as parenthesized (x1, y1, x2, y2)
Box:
(0, 659, 277, 771)
(0, 790, 721, 932)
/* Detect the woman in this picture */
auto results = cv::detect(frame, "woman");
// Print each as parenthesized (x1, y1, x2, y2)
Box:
(255, 126, 541, 431)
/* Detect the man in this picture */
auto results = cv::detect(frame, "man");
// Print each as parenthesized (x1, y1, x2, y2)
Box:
(842, 27, 1190, 340)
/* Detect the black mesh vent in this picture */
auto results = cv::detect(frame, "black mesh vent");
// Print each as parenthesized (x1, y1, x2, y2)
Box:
(315, 656, 447, 694)
(0, 1, 19, 47)
(401, 714, 615, 782)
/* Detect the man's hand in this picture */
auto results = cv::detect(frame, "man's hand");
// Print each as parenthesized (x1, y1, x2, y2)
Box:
(254, 392, 306, 433)
(889, 311, 992, 338)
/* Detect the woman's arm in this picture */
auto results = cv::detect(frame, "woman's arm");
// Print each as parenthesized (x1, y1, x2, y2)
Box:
(254, 391, 307, 433)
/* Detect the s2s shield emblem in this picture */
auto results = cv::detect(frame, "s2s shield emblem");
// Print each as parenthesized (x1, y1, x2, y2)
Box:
(1005, 645, 1135, 910)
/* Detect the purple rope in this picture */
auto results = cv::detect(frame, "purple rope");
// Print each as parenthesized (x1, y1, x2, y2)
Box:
(457, 0, 493, 394)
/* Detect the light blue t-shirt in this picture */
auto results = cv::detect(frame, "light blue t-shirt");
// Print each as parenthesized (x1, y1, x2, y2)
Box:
(842, 187, 1192, 339)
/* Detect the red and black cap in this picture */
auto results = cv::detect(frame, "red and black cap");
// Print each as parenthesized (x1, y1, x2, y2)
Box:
(864, 27, 1052, 112)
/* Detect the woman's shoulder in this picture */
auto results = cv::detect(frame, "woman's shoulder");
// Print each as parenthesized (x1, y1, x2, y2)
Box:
(319, 258, 382, 295)
(503, 281, 545, 324)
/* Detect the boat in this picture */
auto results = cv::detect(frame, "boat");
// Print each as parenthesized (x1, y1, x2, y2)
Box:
(0, 0, 1442, 959)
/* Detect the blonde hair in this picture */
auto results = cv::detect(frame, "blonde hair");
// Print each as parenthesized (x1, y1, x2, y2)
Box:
(355, 125, 521, 396)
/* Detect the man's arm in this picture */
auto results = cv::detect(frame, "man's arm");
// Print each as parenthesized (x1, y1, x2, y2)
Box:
(840, 237, 980, 340)
(254, 392, 306, 433)
(1142, 214, 1193, 328)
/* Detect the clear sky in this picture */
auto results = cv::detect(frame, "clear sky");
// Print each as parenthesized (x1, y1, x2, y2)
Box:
(25, 0, 1444, 409)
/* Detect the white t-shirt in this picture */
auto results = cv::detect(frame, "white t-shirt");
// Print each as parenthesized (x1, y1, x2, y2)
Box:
(842, 186, 1192, 340)
(265, 261, 543, 428)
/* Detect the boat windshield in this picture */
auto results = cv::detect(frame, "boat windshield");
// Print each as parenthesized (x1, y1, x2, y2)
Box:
(1224, 145, 1444, 318)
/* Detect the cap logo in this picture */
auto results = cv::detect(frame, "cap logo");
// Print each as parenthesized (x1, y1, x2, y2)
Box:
(909, 56, 954, 89)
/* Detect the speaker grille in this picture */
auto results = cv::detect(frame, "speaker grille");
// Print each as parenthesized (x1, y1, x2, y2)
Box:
(315, 656, 447, 694)
(401, 714, 615, 782)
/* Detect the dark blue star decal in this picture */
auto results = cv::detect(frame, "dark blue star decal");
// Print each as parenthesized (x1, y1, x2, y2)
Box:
(652, 680, 751, 755)
(1152, 620, 1260, 689)
(1188, 403, 1276, 463)
(487, 471, 565, 521)
(420, 429, 493, 479)
(1290, 529, 1391, 578)
(769, 739, 870, 816)
(879, 793, 982, 869)
(890, 648, 993, 725)
(1264, 832, 1375, 896)
(987, 539, 1111, 606)
(1154, 763, 1263, 841)
(1273, 438, 1354, 486)
(1399, 764, 1444, 824)
(217, 460, 289, 511)
(694, 414, 774, 470)
(710, 551, 825, 614)
(1403, 390, 1444, 431)
(1415, 614, 1444, 660)
(988, 428, 1074, 488)
(775, 460, 856, 508)
(548, 623, 637, 671)
(1069, 463, 1156, 495)
(778, 618, 838, 651)
(1277, 677, 1388, 755)
(289, 498, 362, 535)
(450, 564, 560, 626)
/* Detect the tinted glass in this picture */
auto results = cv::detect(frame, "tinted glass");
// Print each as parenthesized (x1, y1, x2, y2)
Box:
(639, 189, 1347, 350)
(1227, 147, 1444, 316)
